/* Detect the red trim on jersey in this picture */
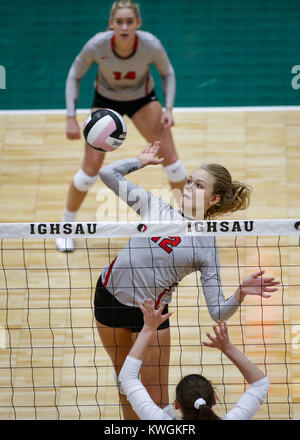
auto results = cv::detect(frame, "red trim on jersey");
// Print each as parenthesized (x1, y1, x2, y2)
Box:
(103, 257, 117, 287)
(155, 289, 168, 308)
(111, 34, 138, 58)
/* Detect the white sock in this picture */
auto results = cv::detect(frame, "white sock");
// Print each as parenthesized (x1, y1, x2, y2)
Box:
(62, 207, 77, 223)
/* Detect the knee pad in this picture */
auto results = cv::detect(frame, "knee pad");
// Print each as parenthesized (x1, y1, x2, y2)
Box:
(73, 169, 98, 192)
(164, 160, 187, 183)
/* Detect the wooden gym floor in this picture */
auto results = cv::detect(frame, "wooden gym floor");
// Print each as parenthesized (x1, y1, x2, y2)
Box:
(0, 109, 300, 419)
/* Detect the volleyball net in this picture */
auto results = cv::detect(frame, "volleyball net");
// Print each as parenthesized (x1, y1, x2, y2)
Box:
(0, 219, 300, 420)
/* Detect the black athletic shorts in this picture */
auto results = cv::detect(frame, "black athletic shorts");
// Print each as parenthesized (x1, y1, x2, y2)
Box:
(94, 275, 170, 333)
(91, 89, 158, 118)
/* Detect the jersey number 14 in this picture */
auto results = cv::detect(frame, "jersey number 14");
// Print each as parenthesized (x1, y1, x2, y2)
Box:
(113, 71, 136, 80)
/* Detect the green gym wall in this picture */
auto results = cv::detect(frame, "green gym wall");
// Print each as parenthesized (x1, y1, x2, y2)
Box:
(0, 0, 299, 110)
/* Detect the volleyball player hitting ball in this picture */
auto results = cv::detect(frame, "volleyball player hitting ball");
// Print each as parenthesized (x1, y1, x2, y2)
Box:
(94, 141, 279, 420)
(119, 299, 270, 420)
(56, 0, 186, 252)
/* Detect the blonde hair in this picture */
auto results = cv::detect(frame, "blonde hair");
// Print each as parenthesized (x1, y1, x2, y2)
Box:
(199, 163, 252, 220)
(110, 0, 141, 20)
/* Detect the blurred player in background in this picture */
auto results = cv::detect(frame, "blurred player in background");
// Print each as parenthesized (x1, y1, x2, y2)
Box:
(57, 0, 186, 252)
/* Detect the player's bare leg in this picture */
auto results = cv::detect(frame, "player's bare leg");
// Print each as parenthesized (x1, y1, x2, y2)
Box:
(131, 101, 186, 206)
(132, 326, 171, 410)
(96, 321, 139, 420)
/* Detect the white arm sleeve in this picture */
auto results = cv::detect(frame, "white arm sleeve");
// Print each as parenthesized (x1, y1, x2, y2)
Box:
(222, 376, 270, 420)
(65, 40, 95, 117)
(119, 356, 175, 420)
(151, 40, 176, 109)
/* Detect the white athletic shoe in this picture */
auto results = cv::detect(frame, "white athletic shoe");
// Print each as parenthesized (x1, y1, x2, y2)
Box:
(55, 237, 75, 252)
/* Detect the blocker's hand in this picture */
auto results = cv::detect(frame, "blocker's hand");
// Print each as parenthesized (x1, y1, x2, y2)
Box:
(137, 141, 164, 168)
(137, 298, 173, 332)
(203, 321, 232, 352)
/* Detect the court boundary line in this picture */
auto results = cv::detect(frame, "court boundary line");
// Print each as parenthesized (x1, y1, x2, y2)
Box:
(0, 106, 300, 115)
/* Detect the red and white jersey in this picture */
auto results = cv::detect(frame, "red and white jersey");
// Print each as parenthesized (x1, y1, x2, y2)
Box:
(99, 158, 240, 323)
(66, 30, 175, 116)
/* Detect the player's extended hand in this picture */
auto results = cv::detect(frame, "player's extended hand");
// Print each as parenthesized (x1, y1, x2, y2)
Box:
(137, 298, 173, 332)
(236, 270, 280, 302)
(161, 108, 174, 128)
(137, 141, 165, 168)
(203, 321, 232, 352)
(66, 116, 81, 140)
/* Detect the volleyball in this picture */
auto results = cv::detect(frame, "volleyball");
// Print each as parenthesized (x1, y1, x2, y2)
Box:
(83, 108, 127, 152)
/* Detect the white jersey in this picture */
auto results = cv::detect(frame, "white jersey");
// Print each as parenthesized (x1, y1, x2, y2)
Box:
(66, 30, 175, 116)
(99, 158, 240, 322)
(119, 355, 270, 420)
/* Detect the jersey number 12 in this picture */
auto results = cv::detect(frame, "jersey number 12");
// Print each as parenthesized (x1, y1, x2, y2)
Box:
(151, 236, 181, 254)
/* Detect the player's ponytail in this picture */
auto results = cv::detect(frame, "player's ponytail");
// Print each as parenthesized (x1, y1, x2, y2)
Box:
(176, 374, 220, 421)
(199, 163, 252, 219)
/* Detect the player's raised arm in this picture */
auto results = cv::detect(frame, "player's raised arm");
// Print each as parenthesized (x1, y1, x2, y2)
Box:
(99, 141, 164, 215)
(204, 321, 266, 384)
(118, 299, 174, 420)
(203, 321, 270, 420)
(127, 298, 173, 361)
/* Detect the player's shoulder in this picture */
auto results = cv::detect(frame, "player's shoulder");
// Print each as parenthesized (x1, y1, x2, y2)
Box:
(85, 30, 113, 49)
(137, 30, 163, 50)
